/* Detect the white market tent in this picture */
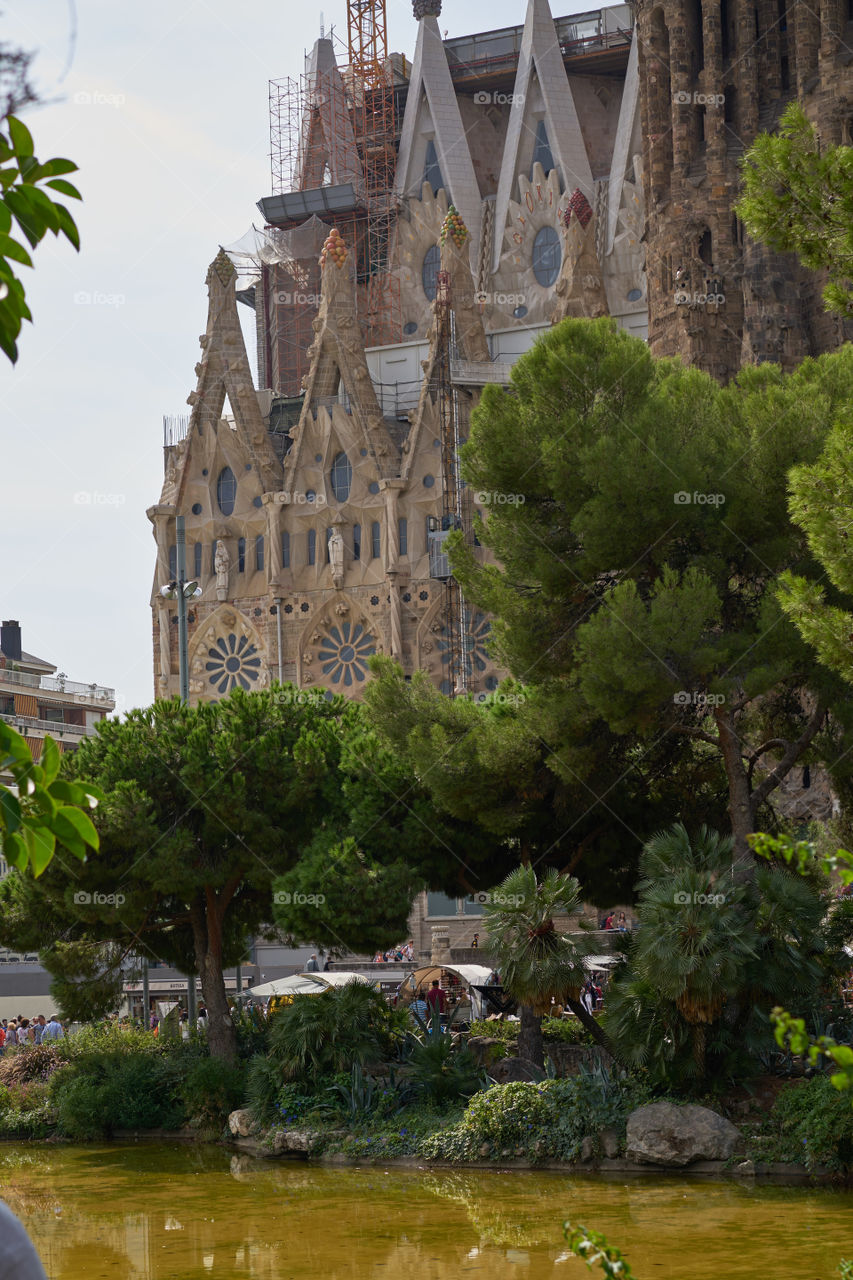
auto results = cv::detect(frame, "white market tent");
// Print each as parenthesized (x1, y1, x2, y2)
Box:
(398, 964, 496, 1019)
(244, 971, 374, 999)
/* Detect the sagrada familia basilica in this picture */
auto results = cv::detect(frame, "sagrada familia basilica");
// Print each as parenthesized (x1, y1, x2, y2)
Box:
(149, 0, 853, 707)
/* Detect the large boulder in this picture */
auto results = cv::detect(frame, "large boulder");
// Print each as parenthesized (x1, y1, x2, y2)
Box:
(468, 1036, 511, 1069)
(626, 1102, 742, 1166)
(227, 1109, 257, 1138)
(489, 1056, 540, 1084)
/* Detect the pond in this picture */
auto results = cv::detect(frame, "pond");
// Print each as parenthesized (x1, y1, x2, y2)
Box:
(1, 1144, 852, 1279)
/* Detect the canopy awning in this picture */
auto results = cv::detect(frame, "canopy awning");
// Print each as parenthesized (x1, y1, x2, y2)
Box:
(244, 971, 375, 998)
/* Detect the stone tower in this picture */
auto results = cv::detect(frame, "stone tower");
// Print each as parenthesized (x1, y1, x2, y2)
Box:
(635, 0, 853, 380)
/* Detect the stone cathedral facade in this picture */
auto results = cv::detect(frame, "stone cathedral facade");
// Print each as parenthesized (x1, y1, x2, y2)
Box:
(149, 0, 853, 711)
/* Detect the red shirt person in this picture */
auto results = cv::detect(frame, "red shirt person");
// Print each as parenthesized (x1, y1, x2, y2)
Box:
(425, 980, 446, 1014)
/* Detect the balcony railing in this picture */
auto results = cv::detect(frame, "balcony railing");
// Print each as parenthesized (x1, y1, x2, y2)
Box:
(0, 667, 114, 701)
(1, 712, 90, 735)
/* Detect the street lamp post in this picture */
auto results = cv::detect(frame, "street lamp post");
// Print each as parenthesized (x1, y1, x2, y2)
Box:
(160, 513, 202, 1021)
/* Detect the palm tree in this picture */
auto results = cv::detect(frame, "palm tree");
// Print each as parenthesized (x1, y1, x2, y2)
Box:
(607, 823, 757, 1079)
(483, 865, 612, 1067)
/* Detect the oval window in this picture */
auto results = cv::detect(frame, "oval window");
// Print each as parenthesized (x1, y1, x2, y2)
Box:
(403, 320, 418, 336)
(513, 304, 528, 319)
(216, 466, 237, 516)
(422, 244, 441, 302)
(532, 225, 561, 287)
(329, 451, 352, 502)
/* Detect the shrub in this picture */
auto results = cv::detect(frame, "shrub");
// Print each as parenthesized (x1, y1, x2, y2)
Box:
(50, 1051, 186, 1139)
(268, 982, 397, 1083)
(0, 1081, 54, 1138)
(0, 1043, 64, 1086)
(421, 1069, 650, 1163)
(245, 1053, 285, 1125)
(758, 1074, 853, 1171)
(180, 1056, 245, 1130)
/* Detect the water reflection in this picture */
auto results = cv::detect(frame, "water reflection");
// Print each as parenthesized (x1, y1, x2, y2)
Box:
(0, 1144, 851, 1279)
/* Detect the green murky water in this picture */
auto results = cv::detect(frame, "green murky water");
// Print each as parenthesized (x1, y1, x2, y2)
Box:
(1, 1143, 851, 1279)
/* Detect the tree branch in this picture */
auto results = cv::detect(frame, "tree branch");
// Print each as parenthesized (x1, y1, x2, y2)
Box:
(750, 701, 826, 811)
(746, 738, 789, 787)
(669, 725, 721, 748)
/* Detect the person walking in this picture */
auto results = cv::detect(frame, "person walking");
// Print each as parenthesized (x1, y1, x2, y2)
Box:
(43, 1016, 63, 1041)
(305, 953, 320, 972)
(196, 1007, 208, 1035)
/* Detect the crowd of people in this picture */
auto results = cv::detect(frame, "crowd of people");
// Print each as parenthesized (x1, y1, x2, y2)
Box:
(0, 1015, 64, 1050)
(372, 940, 415, 964)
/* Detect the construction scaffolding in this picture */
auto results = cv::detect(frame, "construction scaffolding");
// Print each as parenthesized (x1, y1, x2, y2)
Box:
(267, 3, 401, 360)
(347, 0, 400, 346)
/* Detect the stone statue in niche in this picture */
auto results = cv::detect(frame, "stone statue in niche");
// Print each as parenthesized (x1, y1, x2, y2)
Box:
(328, 525, 345, 588)
(215, 540, 230, 602)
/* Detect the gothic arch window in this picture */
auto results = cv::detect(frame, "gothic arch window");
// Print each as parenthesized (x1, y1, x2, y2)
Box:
(423, 139, 445, 194)
(531, 119, 556, 178)
(532, 226, 561, 287)
(329, 451, 352, 503)
(698, 228, 713, 266)
(308, 529, 317, 566)
(216, 466, 237, 516)
(168, 545, 177, 579)
(238, 538, 246, 572)
(422, 244, 441, 302)
(398, 517, 408, 556)
(194, 543, 202, 578)
(255, 536, 264, 571)
(371, 521, 381, 560)
(281, 530, 290, 569)
(353, 524, 361, 560)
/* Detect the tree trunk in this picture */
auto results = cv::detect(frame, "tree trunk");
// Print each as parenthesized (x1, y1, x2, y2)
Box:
(190, 895, 238, 1064)
(690, 1022, 707, 1081)
(565, 996, 621, 1063)
(517, 1004, 544, 1069)
(714, 707, 755, 878)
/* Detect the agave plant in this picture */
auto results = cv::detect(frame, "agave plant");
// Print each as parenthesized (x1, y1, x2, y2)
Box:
(482, 865, 603, 1068)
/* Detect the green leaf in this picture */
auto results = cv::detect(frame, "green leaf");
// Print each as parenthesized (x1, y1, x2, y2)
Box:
(44, 178, 81, 201)
(0, 233, 33, 266)
(3, 831, 28, 869)
(49, 810, 88, 860)
(52, 203, 80, 251)
(8, 116, 35, 159)
(41, 736, 60, 784)
(24, 824, 56, 876)
(0, 788, 21, 833)
(38, 157, 78, 178)
(54, 804, 99, 851)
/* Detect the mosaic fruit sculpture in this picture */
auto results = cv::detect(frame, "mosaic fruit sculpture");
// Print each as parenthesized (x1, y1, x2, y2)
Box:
(320, 227, 348, 269)
(440, 205, 468, 249)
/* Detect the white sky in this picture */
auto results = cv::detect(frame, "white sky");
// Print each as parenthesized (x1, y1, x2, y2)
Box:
(0, 0, 589, 713)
